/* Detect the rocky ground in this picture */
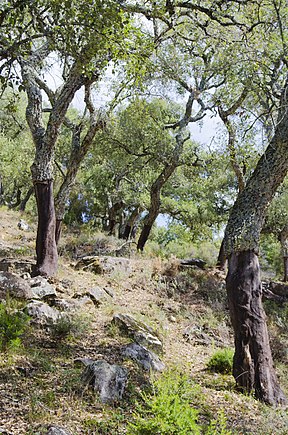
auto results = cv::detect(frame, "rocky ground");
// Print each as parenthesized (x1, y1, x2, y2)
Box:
(0, 207, 287, 434)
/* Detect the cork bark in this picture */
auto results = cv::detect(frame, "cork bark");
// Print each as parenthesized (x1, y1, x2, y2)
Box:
(20, 52, 85, 275)
(224, 79, 288, 405)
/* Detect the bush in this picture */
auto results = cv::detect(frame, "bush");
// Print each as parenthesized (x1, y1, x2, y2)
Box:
(128, 370, 231, 434)
(207, 348, 234, 374)
(48, 313, 91, 341)
(0, 299, 30, 351)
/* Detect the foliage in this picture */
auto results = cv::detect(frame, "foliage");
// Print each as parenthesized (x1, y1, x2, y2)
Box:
(0, 299, 30, 351)
(48, 312, 91, 341)
(207, 349, 234, 375)
(127, 369, 231, 434)
(0, 92, 34, 207)
(260, 233, 282, 277)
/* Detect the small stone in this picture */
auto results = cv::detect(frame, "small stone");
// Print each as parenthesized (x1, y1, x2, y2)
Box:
(17, 219, 30, 231)
(168, 315, 177, 323)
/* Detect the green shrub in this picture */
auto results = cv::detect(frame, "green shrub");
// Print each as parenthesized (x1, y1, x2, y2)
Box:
(207, 348, 234, 374)
(127, 370, 231, 435)
(48, 313, 91, 341)
(0, 299, 30, 351)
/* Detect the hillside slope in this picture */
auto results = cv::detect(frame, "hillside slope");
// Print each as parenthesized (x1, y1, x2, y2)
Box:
(0, 207, 287, 434)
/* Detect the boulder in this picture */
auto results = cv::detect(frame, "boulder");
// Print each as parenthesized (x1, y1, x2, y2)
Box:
(113, 313, 163, 353)
(30, 276, 57, 300)
(122, 343, 165, 372)
(81, 359, 128, 403)
(0, 271, 34, 300)
(26, 301, 60, 325)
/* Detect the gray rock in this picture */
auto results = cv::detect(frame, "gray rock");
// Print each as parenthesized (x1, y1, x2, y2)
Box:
(85, 286, 112, 306)
(26, 301, 61, 324)
(103, 286, 115, 298)
(183, 324, 223, 346)
(122, 343, 165, 372)
(0, 271, 34, 300)
(46, 426, 72, 435)
(0, 258, 34, 274)
(30, 276, 57, 299)
(17, 219, 30, 231)
(75, 256, 132, 274)
(81, 360, 128, 403)
(113, 313, 163, 353)
(53, 296, 94, 312)
(74, 357, 95, 367)
(269, 281, 288, 298)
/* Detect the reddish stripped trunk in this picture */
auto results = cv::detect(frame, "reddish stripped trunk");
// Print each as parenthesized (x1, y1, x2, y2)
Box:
(226, 251, 286, 405)
(137, 224, 153, 252)
(19, 186, 34, 212)
(216, 239, 226, 270)
(33, 181, 58, 276)
(122, 206, 142, 240)
(279, 227, 288, 282)
(55, 219, 62, 246)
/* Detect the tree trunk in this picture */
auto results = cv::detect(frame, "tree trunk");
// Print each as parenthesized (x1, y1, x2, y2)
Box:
(223, 81, 288, 405)
(108, 201, 124, 236)
(19, 186, 34, 212)
(279, 226, 288, 282)
(0, 174, 4, 204)
(55, 219, 62, 246)
(137, 163, 177, 251)
(137, 90, 198, 251)
(216, 239, 226, 270)
(21, 53, 88, 276)
(122, 206, 142, 240)
(137, 186, 161, 251)
(226, 251, 286, 405)
(33, 181, 58, 276)
(9, 187, 21, 209)
(137, 223, 154, 251)
(283, 257, 288, 282)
